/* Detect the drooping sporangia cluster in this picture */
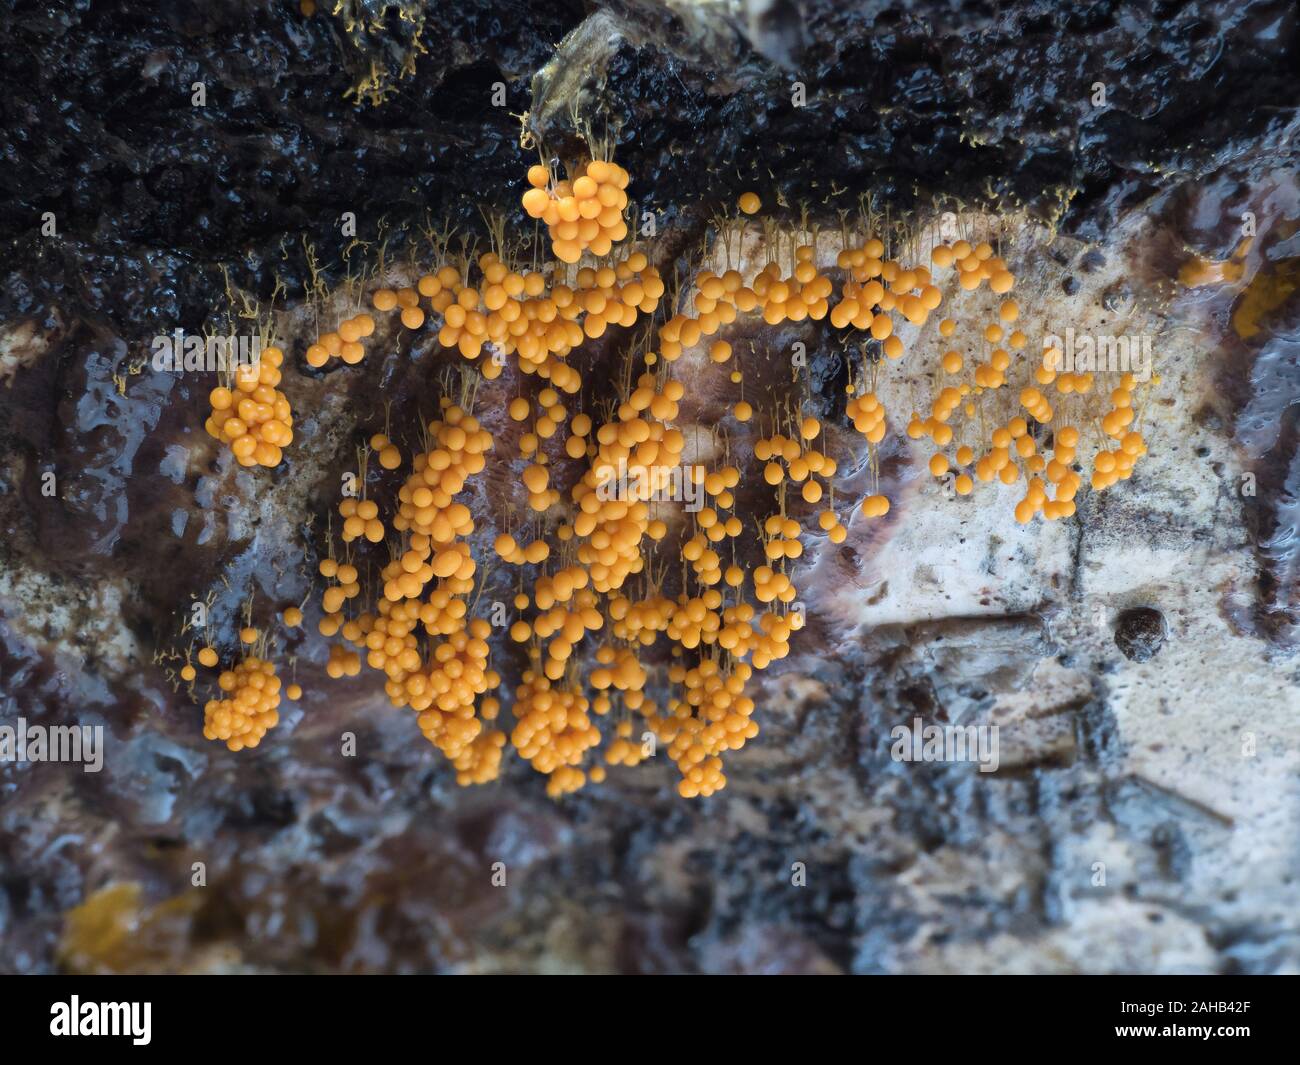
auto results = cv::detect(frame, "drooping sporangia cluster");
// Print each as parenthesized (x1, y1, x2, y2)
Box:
(186, 150, 1154, 798)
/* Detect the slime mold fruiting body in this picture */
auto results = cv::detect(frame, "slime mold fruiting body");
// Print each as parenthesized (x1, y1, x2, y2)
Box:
(186, 149, 1158, 800)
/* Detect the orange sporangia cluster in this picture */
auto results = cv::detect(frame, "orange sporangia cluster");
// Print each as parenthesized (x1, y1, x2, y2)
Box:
(326, 643, 362, 677)
(1093, 374, 1149, 492)
(507, 578, 605, 683)
(318, 559, 361, 616)
(189, 151, 1159, 802)
(339, 497, 384, 544)
(374, 250, 663, 395)
(829, 238, 945, 359)
(511, 671, 602, 796)
(604, 718, 650, 769)
(566, 373, 685, 593)
(803, 228, 1152, 527)
(521, 159, 631, 263)
(306, 313, 376, 367)
(309, 401, 507, 783)
(370, 432, 402, 470)
(930, 239, 1017, 292)
(752, 246, 834, 325)
(846, 391, 886, 445)
(884, 270, 1154, 523)
(754, 419, 837, 507)
(205, 345, 292, 467)
(642, 222, 1058, 556)
(411, 620, 501, 756)
(202, 655, 281, 751)
(391, 406, 488, 549)
(657, 245, 834, 362)
(648, 659, 758, 798)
